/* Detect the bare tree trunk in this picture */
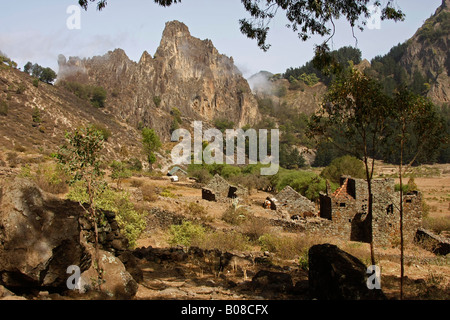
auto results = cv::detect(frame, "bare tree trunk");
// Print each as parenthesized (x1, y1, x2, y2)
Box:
(87, 178, 102, 290)
(399, 127, 405, 300)
(363, 156, 376, 266)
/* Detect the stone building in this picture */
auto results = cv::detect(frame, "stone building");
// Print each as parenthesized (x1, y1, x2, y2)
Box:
(319, 176, 423, 247)
(273, 186, 316, 217)
(202, 174, 248, 202)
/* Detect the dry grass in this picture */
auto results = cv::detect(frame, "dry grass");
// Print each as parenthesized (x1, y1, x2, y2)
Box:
(141, 184, 158, 202)
(423, 216, 450, 235)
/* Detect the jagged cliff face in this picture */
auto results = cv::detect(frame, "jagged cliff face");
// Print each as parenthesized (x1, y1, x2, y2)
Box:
(399, 0, 450, 104)
(58, 21, 260, 141)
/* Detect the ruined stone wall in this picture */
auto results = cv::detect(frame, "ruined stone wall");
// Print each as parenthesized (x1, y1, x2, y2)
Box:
(318, 177, 423, 247)
(276, 186, 316, 215)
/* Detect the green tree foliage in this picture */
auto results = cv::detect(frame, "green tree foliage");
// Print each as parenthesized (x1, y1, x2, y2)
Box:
(141, 127, 161, 170)
(68, 182, 146, 248)
(279, 145, 305, 170)
(90, 86, 107, 108)
(284, 46, 362, 85)
(25, 62, 57, 84)
(23, 62, 33, 74)
(40, 67, 57, 84)
(381, 92, 447, 165)
(214, 118, 235, 132)
(153, 95, 162, 107)
(437, 103, 450, 163)
(90, 123, 111, 141)
(309, 68, 392, 265)
(384, 88, 446, 299)
(59, 81, 107, 108)
(271, 169, 336, 201)
(320, 155, 366, 184)
(110, 160, 132, 189)
(417, 11, 450, 43)
(368, 42, 433, 96)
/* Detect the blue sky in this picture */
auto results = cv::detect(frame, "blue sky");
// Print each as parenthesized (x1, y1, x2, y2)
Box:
(0, 0, 443, 78)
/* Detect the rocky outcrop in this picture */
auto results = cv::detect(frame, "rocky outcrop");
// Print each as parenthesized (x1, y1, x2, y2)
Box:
(58, 21, 261, 141)
(399, 0, 450, 105)
(308, 244, 386, 300)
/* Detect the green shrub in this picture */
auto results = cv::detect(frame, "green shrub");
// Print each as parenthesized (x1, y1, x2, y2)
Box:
(91, 123, 111, 141)
(168, 221, 206, 247)
(214, 118, 235, 132)
(34, 163, 69, 194)
(67, 183, 146, 248)
(222, 204, 249, 225)
(273, 169, 335, 201)
(153, 96, 161, 107)
(32, 107, 42, 124)
(126, 158, 143, 172)
(110, 160, 132, 188)
(187, 165, 212, 184)
(320, 155, 366, 184)
(90, 86, 107, 108)
(33, 79, 39, 88)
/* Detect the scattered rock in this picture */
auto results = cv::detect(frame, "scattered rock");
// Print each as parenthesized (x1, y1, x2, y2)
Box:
(415, 228, 450, 256)
(119, 251, 144, 283)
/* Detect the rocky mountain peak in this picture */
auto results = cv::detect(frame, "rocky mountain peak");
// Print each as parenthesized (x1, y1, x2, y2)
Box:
(57, 21, 260, 141)
(161, 20, 191, 39)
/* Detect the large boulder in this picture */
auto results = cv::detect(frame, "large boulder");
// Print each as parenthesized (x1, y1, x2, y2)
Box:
(0, 178, 90, 290)
(308, 244, 386, 300)
(79, 249, 138, 299)
(0, 178, 138, 300)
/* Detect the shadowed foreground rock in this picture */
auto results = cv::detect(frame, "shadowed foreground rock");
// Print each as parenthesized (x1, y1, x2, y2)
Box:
(0, 178, 137, 299)
(0, 178, 89, 290)
(308, 244, 386, 300)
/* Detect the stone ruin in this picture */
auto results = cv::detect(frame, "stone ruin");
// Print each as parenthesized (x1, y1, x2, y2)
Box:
(319, 176, 423, 247)
(202, 174, 248, 202)
(266, 186, 316, 218)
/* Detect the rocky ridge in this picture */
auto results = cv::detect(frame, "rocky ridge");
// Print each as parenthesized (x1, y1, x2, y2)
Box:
(58, 21, 261, 141)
